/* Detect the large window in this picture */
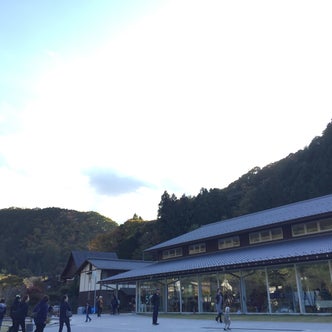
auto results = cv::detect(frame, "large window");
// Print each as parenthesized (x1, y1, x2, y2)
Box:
(249, 227, 283, 244)
(189, 243, 206, 255)
(138, 281, 164, 313)
(181, 276, 199, 312)
(218, 236, 240, 250)
(199, 274, 218, 312)
(244, 269, 268, 313)
(297, 261, 332, 313)
(167, 279, 181, 312)
(292, 218, 332, 237)
(267, 266, 299, 313)
(162, 247, 183, 260)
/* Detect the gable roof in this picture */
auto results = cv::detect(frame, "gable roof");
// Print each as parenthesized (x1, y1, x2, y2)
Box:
(61, 250, 118, 280)
(77, 258, 152, 274)
(146, 194, 332, 252)
(104, 233, 332, 283)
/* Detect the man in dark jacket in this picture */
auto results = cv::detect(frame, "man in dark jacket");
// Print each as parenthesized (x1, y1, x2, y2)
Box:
(17, 295, 29, 332)
(58, 295, 71, 332)
(10, 295, 21, 332)
(151, 288, 160, 325)
(33, 295, 49, 332)
(0, 298, 7, 330)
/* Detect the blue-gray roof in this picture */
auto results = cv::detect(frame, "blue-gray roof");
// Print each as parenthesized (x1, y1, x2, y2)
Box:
(104, 233, 332, 283)
(146, 194, 332, 252)
(86, 258, 152, 271)
(71, 250, 118, 268)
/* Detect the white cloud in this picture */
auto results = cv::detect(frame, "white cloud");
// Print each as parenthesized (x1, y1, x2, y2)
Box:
(1, 0, 332, 222)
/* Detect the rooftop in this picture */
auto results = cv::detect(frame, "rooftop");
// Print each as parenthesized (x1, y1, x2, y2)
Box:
(146, 194, 332, 252)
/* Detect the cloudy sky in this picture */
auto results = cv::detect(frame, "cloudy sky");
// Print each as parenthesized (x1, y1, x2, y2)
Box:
(1, 0, 331, 223)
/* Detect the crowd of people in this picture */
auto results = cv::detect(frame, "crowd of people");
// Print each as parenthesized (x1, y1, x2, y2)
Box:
(0, 292, 123, 332)
(0, 288, 232, 331)
(0, 293, 72, 332)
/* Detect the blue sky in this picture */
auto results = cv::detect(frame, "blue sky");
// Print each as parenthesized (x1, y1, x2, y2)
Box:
(1, 0, 331, 223)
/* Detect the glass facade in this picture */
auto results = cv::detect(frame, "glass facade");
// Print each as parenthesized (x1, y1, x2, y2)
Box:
(243, 269, 268, 313)
(297, 262, 332, 313)
(136, 260, 332, 315)
(200, 274, 217, 312)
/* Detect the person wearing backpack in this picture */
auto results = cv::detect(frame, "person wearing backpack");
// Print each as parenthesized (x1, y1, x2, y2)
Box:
(0, 298, 7, 330)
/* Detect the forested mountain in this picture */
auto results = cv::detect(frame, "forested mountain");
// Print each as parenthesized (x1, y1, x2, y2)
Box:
(92, 120, 332, 259)
(0, 208, 117, 276)
(156, 120, 332, 240)
(1, 121, 332, 276)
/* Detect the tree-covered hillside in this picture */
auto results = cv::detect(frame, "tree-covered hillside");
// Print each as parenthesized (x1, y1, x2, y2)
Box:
(0, 208, 117, 276)
(91, 120, 332, 260)
(157, 120, 332, 240)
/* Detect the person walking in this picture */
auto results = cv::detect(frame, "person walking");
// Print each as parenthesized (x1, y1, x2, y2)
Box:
(85, 302, 92, 322)
(58, 295, 71, 332)
(96, 296, 103, 317)
(17, 295, 29, 332)
(111, 295, 119, 315)
(10, 295, 21, 332)
(150, 288, 160, 325)
(0, 298, 7, 330)
(33, 295, 49, 332)
(215, 287, 223, 323)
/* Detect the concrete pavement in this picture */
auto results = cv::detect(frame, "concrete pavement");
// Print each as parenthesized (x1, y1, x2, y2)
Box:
(43, 313, 332, 332)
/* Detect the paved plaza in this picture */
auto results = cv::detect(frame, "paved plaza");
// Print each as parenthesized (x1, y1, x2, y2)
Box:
(42, 313, 332, 332)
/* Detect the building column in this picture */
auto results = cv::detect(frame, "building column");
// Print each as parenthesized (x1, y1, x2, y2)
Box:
(239, 272, 247, 313)
(294, 264, 305, 314)
(197, 276, 203, 313)
(265, 267, 272, 313)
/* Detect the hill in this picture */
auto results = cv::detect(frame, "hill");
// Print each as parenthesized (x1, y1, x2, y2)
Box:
(156, 120, 332, 240)
(0, 207, 117, 276)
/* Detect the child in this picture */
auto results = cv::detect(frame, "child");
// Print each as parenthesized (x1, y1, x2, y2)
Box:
(223, 306, 231, 330)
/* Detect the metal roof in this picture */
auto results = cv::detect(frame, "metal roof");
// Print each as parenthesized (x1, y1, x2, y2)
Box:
(61, 250, 118, 279)
(71, 250, 118, 267)
(146, 194, 332, 252)
(85, 258, 152, 271)
(104, 233, 332, 283)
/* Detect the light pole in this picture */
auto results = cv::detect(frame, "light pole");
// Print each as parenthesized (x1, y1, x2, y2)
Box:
(92, 270, 97, 312)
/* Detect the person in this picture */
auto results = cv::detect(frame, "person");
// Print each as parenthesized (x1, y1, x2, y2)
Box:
(33, 295, 49, 332)
(223, 306, 231, 330)
(0, 298, 7, 330)
(96, 296, 103, 317)
(150, 288, 160, 325)
(10, 294, 21, 332)
(215, 287, 223, 323)
(58, 295, 71, 332)
(85, 302, 92, 322)
(111, 295, 119, 315)
(17, 295, 29, 332)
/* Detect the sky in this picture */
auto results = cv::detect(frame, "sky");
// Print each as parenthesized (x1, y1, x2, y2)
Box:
(0, 0, 331, 224)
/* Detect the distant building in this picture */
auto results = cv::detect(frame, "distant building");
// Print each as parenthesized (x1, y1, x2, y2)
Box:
(102, 194, 332, 315)
(61, 251, 151, 312)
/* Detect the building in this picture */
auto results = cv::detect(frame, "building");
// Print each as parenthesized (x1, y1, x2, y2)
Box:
(61, 250, 151, 312)
(61, 250, 118, 281)
(101, 194, 332, 315)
